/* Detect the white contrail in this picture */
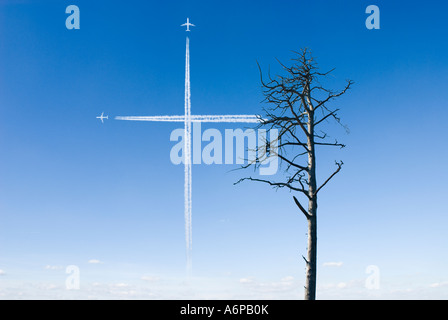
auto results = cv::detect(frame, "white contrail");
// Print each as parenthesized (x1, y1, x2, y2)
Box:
(110, 35, 263, 276)
(115, 115, 261, 123)
(185, 37, 193, 275)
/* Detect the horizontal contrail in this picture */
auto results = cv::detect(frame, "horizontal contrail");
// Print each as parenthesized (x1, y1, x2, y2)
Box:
(114, 115, 262, 123)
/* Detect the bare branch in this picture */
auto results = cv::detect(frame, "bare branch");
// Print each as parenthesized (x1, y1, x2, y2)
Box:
(315, 161, 343, 195)
(286, 100, 310, 137)
(293, 196, 311, 219)
(314, 109, 340, 127)
(314, 141, 346, 148)
(234, 177, 310, 198)
(314, 80, 354, 110)
(275, 152, 309, 172)
(302, 255, 309, 265)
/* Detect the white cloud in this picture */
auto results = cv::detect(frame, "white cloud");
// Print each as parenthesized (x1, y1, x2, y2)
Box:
(322, 262, 343, 267)
(41, 283, 58, 290)
(44, 265, 63, 270)
(429, 281, 448, 288)
(141, 276, 160, 282)
(281, 276, 294, 282)
(239, 276, 299, 295)
(0, 270, 5, 275)
(318, 279, 364, 292)
(88, 259, 103, 264)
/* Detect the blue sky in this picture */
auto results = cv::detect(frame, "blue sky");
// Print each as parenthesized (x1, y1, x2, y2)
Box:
(1, 0, 448, 299)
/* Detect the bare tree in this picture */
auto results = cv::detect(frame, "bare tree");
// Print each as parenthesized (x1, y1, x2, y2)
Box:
(235, 48, 353, 300)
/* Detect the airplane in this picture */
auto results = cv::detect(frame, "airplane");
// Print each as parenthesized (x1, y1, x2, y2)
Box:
(181, 18, 195, 32)
(96, 112, 108, 123)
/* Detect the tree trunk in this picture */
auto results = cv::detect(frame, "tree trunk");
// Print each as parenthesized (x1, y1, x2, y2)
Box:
(305, 106, 317, 300)
(305, 210, 317, 300)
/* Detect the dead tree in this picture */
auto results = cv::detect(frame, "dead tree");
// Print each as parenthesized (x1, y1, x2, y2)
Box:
(235, 48, 353, 300)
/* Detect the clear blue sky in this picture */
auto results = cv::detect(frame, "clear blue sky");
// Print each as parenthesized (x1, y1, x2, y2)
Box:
(0, 0, 447, 299)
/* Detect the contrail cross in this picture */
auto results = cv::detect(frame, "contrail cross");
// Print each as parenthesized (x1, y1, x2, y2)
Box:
(100, 19, 261, 273)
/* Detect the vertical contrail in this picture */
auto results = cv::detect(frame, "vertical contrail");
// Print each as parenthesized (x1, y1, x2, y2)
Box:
(184, 37, 193, 275)
(111, 28, 262, 276)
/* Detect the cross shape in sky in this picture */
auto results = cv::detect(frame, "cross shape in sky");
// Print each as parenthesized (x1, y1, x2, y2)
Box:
(98, 19, 261, 274)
